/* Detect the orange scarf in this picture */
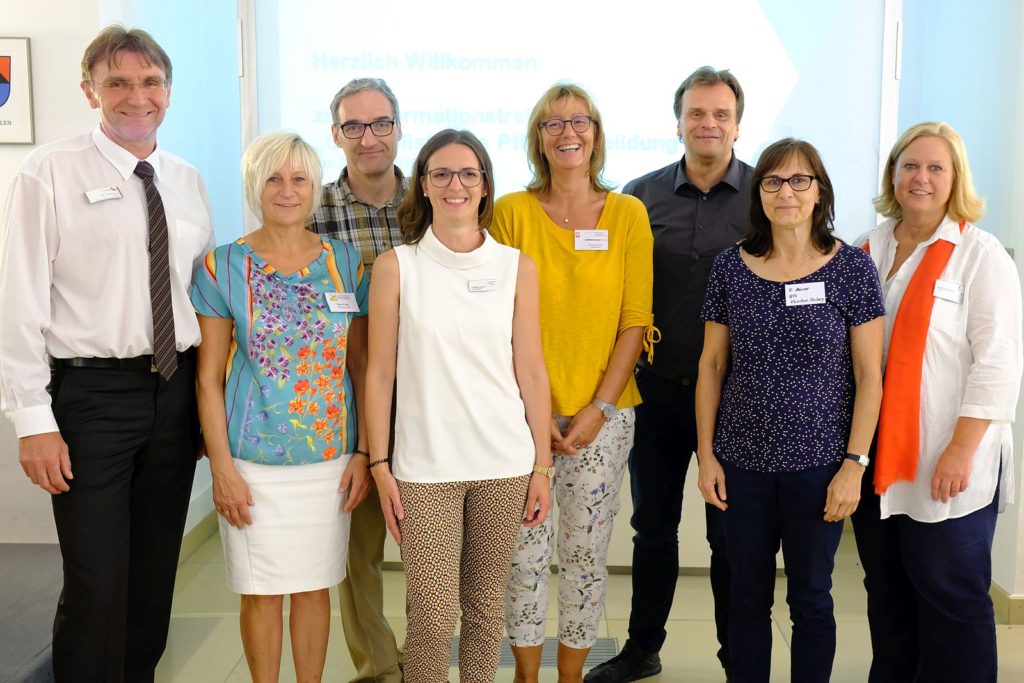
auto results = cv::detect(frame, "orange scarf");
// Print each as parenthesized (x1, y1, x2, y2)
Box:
(865, 219, 964, 494)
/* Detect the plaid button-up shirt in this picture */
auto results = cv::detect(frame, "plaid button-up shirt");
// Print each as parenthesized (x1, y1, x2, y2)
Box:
(307, 167, 409, 277)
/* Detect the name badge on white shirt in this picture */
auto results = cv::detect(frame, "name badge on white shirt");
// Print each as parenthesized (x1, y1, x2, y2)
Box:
(85, 186, 123, 204)
(785, 282, 826, 306)
(468, 279, 498, 293)
(325, 292, 360, 313)
(574, 229, 609, 251)
(933, 279, 964, 304)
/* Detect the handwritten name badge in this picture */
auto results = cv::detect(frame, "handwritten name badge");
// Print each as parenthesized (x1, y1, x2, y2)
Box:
(933, 279, 964, 304)
(468, 279, 498, 293)
(85, 186, 123, 204)
(784, 281, 826, 306)
(325, 292, 360, 313)
(574, 229, 609, 251)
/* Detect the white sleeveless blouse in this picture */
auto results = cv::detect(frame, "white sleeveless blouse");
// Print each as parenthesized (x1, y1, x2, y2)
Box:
(392, 227, 535, 483)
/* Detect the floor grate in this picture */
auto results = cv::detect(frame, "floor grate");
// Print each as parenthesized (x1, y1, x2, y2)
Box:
(448, 636, 620, 668)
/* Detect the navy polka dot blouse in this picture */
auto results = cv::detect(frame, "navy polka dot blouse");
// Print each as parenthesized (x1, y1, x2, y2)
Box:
(702, 243, 885, 473)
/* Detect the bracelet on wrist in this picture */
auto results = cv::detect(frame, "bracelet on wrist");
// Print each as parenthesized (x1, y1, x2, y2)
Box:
(353, 449, 370, 458)
(368, 458, 390, 469)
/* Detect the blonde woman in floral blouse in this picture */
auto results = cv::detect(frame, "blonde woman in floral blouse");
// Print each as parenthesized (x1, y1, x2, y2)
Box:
(192, 132, 370, 683)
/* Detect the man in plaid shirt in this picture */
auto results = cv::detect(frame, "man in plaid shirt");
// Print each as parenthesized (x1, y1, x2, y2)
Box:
(308, 77, 407, 683)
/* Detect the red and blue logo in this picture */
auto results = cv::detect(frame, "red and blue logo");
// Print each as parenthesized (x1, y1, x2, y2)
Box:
(0, 57, 11, 108)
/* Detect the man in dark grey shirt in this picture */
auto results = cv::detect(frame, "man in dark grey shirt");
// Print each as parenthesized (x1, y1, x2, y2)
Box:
(586, 66, 753, 683)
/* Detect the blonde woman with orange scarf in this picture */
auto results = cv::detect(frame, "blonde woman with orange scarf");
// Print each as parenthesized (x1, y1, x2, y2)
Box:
(852, 122, 1022, 683)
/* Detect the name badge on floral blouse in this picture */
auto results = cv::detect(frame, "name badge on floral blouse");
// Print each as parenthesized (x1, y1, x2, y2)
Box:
(325, 292, 359, 313)
(784, 282, 826, 306)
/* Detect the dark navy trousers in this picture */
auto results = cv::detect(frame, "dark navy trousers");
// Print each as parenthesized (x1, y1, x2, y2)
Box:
(721, 459, 843, 683)
(851, 460, 999, 683)
(626, 368, 730, 668)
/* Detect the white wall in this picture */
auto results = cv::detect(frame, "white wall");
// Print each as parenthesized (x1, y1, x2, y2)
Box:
(994, 4, 1024, 598)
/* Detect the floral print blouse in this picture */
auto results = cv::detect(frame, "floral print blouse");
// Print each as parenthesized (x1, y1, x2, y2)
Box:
(190, 238, 368, 465)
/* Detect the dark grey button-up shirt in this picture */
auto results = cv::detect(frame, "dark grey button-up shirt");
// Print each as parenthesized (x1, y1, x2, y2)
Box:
(624, 153, 753, 381)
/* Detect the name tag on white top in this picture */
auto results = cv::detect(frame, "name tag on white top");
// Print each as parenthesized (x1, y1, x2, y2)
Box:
(933, 279, 964, 303)
(785, 282, 826, 306)
(325, 292, 360, 313)
(574, 229, 609, 251)
(468, 279, 498, 293)
(85, 186, 123, 204)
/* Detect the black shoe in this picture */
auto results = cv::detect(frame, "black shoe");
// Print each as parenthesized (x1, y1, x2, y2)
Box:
(584, 640, 662, 682)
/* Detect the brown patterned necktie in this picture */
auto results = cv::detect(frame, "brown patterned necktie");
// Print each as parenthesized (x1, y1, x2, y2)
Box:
(134, 160, 178, 381)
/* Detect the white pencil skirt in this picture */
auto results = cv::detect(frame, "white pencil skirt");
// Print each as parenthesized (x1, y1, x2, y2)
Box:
(219, 456, 351, 595)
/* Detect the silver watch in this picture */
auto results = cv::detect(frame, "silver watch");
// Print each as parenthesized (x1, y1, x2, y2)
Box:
(592, 398, 617, 421)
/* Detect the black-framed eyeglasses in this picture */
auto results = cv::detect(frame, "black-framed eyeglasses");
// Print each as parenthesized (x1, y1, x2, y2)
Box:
(92, 77, 168, 92)
(335, 119, 396, 139)
(426, 167, 485, 188)
(759, 174, 818, 193)
(537, 116, 594, 136)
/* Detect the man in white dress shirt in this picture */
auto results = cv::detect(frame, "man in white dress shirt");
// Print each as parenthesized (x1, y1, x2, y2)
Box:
(0, 25, 213, 683)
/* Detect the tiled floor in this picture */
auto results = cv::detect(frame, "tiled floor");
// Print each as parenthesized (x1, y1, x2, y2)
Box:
(158, 531, 1024, 682)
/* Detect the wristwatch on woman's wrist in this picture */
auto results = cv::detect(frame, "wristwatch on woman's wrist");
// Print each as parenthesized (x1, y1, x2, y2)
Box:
(533, 464, 554, 478)
(592, 398, 617, 421)
(845, 452, 870, 467)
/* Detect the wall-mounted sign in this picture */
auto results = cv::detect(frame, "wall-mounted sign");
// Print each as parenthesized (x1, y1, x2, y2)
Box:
(0, 38, 34, 144)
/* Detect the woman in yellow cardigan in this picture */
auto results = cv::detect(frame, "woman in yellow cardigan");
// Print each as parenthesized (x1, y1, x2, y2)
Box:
(491, 82, 655, 683)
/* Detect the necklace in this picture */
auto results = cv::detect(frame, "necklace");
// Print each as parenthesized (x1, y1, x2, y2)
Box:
(770, 249, 816, 279)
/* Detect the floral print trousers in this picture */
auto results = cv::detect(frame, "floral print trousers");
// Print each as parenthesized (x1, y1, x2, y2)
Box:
(506, 408, 635, 649)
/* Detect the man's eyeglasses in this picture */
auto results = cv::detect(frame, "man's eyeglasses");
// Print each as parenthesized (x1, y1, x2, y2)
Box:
(426, 168, 485, 188)
(334, 119, 397, 139)
(759, 174, 818, 193)
(537, 116, 594, 136)
(94, 78, 168, 92)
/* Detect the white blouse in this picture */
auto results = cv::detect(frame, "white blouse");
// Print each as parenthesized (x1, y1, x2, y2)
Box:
(867, 216, 1022, 522)
(391, 227, 535, 483)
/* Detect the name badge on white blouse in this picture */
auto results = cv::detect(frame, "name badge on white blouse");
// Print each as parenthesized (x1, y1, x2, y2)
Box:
(468, 279, 498, 293)
(574, 229, 609, 251)
(933, 279, 964, 304)
(325, 292, 360, 313)
(84, 186, 123, 203)
(784, 282, 826, 306)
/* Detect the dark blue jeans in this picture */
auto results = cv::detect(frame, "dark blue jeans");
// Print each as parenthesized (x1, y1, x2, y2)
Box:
(627, 368, 730, 668)
(851, 460, 999, 683)
(721, 460, 843, 683)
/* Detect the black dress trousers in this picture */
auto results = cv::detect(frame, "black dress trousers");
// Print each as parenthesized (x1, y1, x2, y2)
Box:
(49, 355, 199, 683)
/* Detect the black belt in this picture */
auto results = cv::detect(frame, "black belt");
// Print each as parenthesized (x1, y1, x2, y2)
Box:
(54, 348, 195, 372)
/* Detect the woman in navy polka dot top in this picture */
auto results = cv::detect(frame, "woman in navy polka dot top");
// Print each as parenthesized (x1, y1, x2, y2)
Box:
(694, 138, 885, 683)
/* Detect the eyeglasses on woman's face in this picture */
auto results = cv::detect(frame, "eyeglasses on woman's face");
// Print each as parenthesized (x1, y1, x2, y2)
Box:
(426, 167, 485, 188)
(537, 116, 594, 136)
(759, 174, 818, 193)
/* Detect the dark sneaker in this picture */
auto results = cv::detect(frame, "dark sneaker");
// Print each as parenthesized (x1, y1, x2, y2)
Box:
(584, 640, 662, 682)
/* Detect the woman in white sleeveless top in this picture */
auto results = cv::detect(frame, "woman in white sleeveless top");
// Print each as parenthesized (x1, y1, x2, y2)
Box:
(365, 129, 554, 683)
